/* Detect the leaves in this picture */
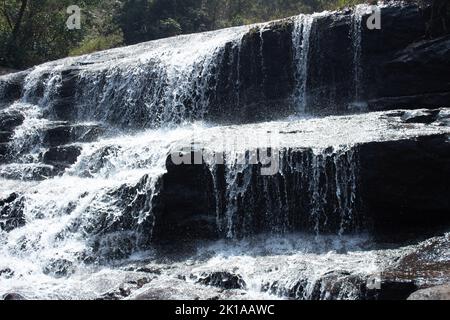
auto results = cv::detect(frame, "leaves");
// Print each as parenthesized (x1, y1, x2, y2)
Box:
(0, 0, 371, 69)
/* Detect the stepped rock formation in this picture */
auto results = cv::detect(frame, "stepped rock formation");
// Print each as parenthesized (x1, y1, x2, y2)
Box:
(0, 2, 449, 300)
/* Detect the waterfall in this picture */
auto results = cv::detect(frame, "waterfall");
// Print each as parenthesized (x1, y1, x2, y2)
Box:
(16, 27, 250, 129)
(351, 5, 366, 104)
(1, 2, 447, 300)
(292, 15, 314, 113)
(210, 147, 360, 238)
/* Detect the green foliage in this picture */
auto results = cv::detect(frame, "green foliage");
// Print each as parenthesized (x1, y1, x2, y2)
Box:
(0, 0, 378, 69)
(69, 32, 124, 56)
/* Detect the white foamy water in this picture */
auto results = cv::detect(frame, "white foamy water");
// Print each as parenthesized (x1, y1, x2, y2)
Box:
(0, 2, 448, 299)
(1, 108, 449, 299)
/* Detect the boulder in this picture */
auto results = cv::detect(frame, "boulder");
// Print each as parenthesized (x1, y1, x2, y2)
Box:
(43, 145, 82, 171)
(0, 143, 9, 163)
(408, 285, 450, 300)
(2, 293, 26, 300)
(381, 234, 450, 290)
(0, 268, 14, 279)
(194, 271, 247, 290)
(151, 153, 217, 243)
(42, 259, 75, 278)
(401, 109, 441, 124)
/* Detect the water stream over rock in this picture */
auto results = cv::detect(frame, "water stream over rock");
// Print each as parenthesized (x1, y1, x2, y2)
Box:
(0, 2, 449, 300)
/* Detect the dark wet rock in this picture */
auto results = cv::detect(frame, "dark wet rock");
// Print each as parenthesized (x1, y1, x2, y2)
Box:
(0, 193, 25, 232)
(0, 164, 57, 181)
(358, 134, 450, 239)
(306, 3, 450, 114)
(43, 259, 75, 278)
(0, 143, 9, 163)
(381, 234, 450, 290)
(401, 109, 441, 124)
(0, 131, 13, 144)
(0, 109, 24, 132)
(99, 277, 153, 300)
(152, 153, 217, 243)
(368, 92, 450, 111)
(305, 3, 450, 114)
(0, 110, 24, 162)
(43, 68, 80, 121)
(210, 20, 295, 123)
(151, 129, 450, 242)
(0, 71, 27, 103)
(374, 36, 450, 110)
(263, 272, 371, 300)
(310, 272, 369, 300)
(43, 145, 82, 171)
(135, 267, 162, 275)
(373, 281, 418, 300)
(82, 174, 158, 260)
(408, 284, 450, 300)
(43, 123, 104, 147)
(130, 277, 152, 289)
(152, 149, 364, 241)
(195, 271, 247, 290)
(0, 268, 14, 279)
(2, 293, 26, 300)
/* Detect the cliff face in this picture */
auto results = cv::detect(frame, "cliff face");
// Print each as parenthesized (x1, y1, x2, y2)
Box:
(212, 2, 450, 118)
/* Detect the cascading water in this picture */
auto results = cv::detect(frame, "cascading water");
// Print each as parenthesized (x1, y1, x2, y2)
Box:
(351, 4, 367, 106)
(1, 2, 449, 300)
(292, 14, 314, 113)
(18, 26, 251, 129)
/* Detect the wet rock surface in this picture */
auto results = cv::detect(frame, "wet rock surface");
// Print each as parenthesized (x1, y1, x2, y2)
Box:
(0, 193, 25, 232)
(43, 145, 82, 172)
(42, 259, 75, 279)
(194, 271, 247, 290)
(2, 293, 26, 300)
(408, 284, 450, 300)
(358, 134, 450, 239)
(42, 123, 104, 147)
(382, 234, 450, 289)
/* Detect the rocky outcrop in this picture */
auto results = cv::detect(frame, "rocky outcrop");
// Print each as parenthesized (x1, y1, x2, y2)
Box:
(382, 234, 450, 291)
(210, 21, 296, 123)
(358, 133, 450, 239)
(0, 109, 25, 163)
(408, 285, 450, 300)
(193, 271, 247, 290)
(2, 293, 26, 300)
(42, 145, 82, 173)
(152, 155, 217, 242)
(42, 259, 75, 279)
(42, 123, 104, 148)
